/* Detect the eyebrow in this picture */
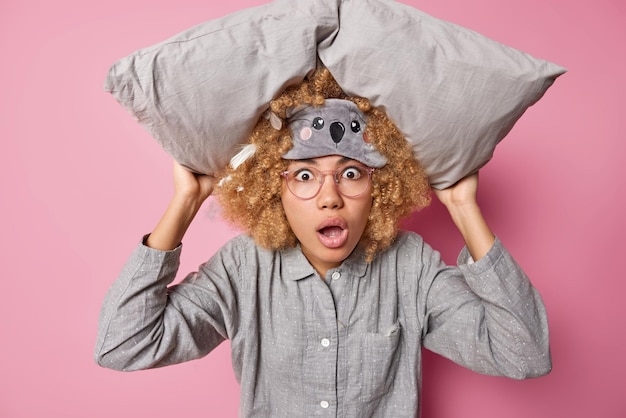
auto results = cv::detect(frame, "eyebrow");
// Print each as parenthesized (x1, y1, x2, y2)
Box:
(293, 157, 354, 166)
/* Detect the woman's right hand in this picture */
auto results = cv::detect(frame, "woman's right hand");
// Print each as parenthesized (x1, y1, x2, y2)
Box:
(172, 160, 216, 206)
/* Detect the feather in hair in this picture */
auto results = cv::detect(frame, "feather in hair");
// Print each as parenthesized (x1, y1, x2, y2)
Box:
(229, 143, 257, 169)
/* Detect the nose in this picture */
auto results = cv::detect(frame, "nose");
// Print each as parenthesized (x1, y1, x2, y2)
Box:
(330, 121, 345, 144)
(317, 174, 344, 209)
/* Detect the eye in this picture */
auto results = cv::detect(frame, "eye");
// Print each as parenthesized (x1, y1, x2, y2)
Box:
(341, 166, 365, 180)
(350, 120, 361, 133)
(293, 168, 316, 182)
(312, 117, 325, 130)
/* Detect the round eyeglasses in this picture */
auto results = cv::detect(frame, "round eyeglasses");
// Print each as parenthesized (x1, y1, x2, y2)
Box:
(281, 165, 375, 200)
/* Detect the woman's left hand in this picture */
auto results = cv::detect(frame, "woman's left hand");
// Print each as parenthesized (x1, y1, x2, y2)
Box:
(433, 172, 479, 209)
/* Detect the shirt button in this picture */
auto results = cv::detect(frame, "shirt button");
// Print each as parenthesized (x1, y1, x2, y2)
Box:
(320, 400, 330, 409)
(321, 338, 330, 347)
(331, 271, 341, 280)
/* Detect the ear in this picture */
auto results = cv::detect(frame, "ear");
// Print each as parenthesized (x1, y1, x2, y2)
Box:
(263, 110, 283, 130)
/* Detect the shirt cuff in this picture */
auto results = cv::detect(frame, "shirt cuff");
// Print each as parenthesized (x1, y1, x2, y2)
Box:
(456, 236, 504, 274)
(140, 233, 183, 253)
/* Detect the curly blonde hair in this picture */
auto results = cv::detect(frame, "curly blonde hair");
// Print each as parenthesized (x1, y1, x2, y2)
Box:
(217, 68, 431, 262)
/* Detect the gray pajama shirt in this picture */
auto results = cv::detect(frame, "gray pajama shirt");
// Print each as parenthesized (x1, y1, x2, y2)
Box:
(95, 231, 550, 417)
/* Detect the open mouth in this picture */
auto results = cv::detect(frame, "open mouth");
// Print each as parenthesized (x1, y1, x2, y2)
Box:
(317, 219, 348, 249)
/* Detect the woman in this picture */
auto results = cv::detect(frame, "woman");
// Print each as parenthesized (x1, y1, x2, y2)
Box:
(95, 68, 550, 417)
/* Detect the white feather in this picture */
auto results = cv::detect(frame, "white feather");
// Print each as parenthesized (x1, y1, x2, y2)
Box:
(229, 143, 257, 170)
(217, 175, 245, 193)
(217, 175, 232, 187)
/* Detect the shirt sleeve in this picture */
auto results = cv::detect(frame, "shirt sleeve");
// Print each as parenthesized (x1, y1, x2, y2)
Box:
(421, 237, 551, 379)
(94, 235, 241, 371)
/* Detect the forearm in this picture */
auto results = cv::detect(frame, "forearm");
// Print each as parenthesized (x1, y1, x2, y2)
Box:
(434, 173, 495, 260)
(146, 161, 216, 250)
(146, 193, 205, 251)
(446, 201, 495, 261)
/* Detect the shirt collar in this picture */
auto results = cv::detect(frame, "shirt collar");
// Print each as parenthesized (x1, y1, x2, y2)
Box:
(281, 244, 369, 281)
(282, 246, 317, 280)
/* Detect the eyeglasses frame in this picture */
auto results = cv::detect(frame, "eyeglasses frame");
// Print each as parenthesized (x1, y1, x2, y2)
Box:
(280, 165, 375, 200)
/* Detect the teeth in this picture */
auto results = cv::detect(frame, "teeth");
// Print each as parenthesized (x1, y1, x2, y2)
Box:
(322, 226, 343, 237)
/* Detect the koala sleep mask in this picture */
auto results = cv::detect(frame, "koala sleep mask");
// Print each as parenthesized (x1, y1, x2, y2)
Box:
(282, 99, 387, 168)
(228, 99, 387, 171)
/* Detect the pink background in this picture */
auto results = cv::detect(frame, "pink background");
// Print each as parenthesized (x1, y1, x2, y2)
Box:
(1, 0, 623, 416)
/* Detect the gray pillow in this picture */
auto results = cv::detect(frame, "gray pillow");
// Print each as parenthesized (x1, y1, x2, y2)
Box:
(105, 0, 565, 188)
(104, 0, 339, 175)
(318, 0, 566, 188)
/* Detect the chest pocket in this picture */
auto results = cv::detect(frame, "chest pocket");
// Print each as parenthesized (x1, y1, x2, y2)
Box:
(352, 322, 402, 403)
